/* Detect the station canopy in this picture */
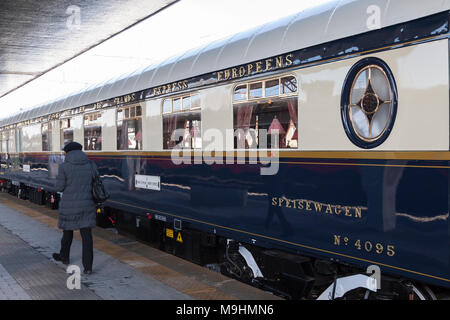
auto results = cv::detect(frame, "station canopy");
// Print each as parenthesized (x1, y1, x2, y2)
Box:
(0, 0, 178, 98)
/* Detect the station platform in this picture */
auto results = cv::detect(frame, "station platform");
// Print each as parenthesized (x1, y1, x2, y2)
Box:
(0, 193, 280, 300)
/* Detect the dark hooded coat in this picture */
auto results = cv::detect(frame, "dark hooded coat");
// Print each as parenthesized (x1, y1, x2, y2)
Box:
(55, 149, 97, 230)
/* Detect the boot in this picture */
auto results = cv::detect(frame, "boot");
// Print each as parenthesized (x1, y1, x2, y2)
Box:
(52, 253, 70, 265)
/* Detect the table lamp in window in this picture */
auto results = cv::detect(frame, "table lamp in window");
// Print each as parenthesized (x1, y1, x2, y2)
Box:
(268, 116, 286, 148)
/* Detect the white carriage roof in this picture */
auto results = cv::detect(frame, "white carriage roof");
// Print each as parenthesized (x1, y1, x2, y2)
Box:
(2, 0, 450, 127)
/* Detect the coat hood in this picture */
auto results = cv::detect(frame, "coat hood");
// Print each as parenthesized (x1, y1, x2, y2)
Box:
(64, 149, 89, 165)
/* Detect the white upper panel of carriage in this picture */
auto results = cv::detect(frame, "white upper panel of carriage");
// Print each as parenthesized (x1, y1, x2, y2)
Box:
(2, 0, 450, 126)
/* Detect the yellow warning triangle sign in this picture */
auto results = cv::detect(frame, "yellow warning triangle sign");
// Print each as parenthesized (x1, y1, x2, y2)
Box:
(176, 232, 183, 243)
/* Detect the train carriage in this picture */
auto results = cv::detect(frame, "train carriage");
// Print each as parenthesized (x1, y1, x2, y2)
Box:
(0, 0, 450, 299)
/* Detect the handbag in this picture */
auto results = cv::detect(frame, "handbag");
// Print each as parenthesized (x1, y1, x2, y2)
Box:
(90, 162, 109, 204)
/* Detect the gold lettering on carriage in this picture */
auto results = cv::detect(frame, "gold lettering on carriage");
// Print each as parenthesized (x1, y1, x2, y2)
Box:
(217, 53, 294, 82)
(153, 80, 188, 97)
(113, 93, 136, 105)
(271, 196, 366, 220)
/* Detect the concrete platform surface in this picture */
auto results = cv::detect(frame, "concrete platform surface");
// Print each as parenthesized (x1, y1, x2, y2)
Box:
(0, 193, 280, 300)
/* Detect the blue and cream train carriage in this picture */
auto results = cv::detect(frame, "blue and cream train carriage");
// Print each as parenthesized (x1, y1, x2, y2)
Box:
(1, 0, 449, 299)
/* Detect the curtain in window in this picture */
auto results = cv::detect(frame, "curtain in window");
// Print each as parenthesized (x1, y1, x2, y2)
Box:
(119, 120, 128, 150)
(287, 99, 298, 128)
(286, 99, 298, 148)
(167, 114, 178, 149)
(236, 104, 253, 148)
(135, 128, 142, 150)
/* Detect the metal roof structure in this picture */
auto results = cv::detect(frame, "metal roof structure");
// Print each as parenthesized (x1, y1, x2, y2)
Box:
(1, 0, 450, 127)
(0, 0, 178, 98)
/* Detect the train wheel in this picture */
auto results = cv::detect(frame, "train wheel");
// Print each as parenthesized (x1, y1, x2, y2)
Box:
(353, 280, 437, 300)
(406, 282, 437, 300)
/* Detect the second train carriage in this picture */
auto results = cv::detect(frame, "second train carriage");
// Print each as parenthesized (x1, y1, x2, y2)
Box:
(0, 0, 450, 299)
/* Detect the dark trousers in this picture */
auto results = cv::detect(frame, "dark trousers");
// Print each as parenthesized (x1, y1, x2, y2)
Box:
(60, 228, 93, 271)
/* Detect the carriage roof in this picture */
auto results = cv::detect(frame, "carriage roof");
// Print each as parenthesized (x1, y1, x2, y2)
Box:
(1, 0, 449, 127)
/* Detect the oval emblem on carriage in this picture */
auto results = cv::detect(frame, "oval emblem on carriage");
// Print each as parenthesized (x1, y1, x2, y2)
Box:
(341, 57, 398, 149)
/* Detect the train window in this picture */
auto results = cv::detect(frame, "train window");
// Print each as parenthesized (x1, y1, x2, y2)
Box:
(191, 94, 200, 109)
(1, 130, 13, 153)
(182, 96, 191, 110)
(117, 105, 143, 150)
(1, 131, 7, 153)
(233, 75, 298, 149)
(163, 99, 172, 114)
(234, 85, 247, 101)
(265, 79, 279, 97)
(9, 129, 15, 153)
(14, 129, 20, 153)
(84, 112, 102, 151)
(341, 57, 397, 149)
(162, 93, 201, 150)
(60, 118, 73, 147)
(17, 128, 23, 152)
(249, 82, 263, 99)
(42, 123, 52, 151)
(173, 98, 182, 112)
(281, 76, 297, 94)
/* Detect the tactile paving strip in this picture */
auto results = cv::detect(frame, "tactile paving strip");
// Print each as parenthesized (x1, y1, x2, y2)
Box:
(0, 263, 31, 300)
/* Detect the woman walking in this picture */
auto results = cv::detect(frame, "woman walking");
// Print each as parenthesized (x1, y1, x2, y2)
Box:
(52, 141, 97, 274)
